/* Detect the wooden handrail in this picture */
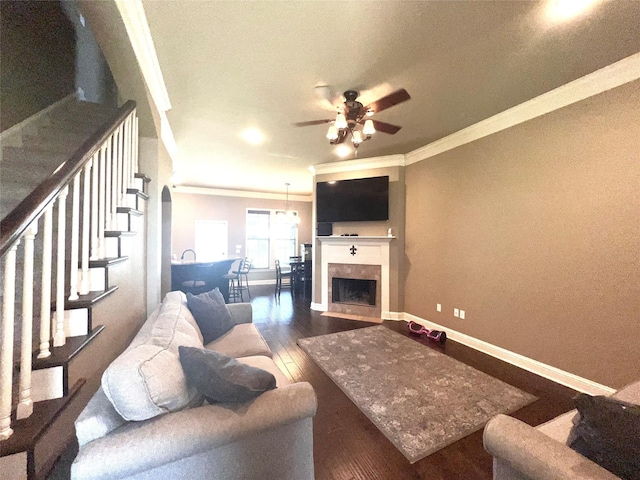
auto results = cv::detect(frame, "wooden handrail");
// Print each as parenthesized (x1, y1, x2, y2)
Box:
(0, 101, 137, 258)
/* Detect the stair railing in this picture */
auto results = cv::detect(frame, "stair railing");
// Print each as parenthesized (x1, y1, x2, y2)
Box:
(0, 101, 138, 441)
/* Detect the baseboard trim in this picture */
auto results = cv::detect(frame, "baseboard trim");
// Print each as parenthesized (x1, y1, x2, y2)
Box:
(310, 302, 326, 312)
(401, 312, 616, 396)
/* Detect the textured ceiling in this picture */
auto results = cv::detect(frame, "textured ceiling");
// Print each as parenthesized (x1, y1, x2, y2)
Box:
(140, 0, 640, 195)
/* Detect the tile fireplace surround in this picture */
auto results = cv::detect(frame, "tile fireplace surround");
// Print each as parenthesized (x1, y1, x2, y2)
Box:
(314, 236, 394, 319)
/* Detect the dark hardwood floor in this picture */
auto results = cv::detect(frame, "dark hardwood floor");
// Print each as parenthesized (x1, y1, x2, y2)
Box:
(250, 285, 579, 480)
(48, 285, 579, 479)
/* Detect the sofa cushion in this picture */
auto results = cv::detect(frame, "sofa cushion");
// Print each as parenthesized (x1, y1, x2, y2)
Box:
(569, 394, 640, 479)
(238, 355, 292, 388)
(75, 387, 127, 446)
(179, 346, 276, 403)
(186, 288, 235, 343)
(205, 323, 272, 358)
(101, 293, 205, 421)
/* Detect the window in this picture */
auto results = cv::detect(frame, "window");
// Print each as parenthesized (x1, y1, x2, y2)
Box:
(246, 209, 298, 269)
(195, 220, 228, 261)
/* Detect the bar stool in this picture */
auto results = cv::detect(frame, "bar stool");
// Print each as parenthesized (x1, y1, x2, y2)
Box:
(239, 257, 252, 299)
(223, 258, 244, 302)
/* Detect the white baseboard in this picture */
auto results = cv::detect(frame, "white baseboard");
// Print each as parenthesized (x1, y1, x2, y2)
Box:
(247, 279, 276, 286)
(400, 312, 615, 396)
(310, 302, 326, 312)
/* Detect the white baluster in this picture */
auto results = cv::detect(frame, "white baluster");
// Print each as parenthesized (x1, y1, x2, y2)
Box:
(90, 151, 99, 260)
(38, 207, 53, 358)
(98, 144, 107, 258)
(80, 160, 92, 295)
(17, 225, 37, 419)
(54, 187, 69, 347)
(117, 123, 125, 205)
(105, 134, 113, 230)
(110, 129, 119, 229)
(134, 114, 139, 175)
(0, 241, 18, 440)
(68, 173, 81, 301)
(123, 116, 130, 192)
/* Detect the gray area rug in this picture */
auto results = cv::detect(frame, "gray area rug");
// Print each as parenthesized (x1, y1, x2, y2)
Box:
(298, 325, 537, 463)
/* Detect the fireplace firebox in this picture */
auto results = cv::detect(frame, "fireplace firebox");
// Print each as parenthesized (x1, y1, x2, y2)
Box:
(331, 277, 376, 306)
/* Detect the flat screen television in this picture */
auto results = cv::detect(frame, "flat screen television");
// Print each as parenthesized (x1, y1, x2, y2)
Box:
(316, 176, 389, 223)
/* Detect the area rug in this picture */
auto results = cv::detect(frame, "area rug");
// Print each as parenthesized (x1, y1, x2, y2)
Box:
(297, 325, 537, 463)
(321, 311, 383, 324)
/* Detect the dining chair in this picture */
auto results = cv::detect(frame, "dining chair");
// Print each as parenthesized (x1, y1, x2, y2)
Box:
(275, 259, 291, 298)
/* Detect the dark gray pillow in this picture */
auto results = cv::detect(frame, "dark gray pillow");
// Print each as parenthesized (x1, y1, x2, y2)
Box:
(186, 288, 235, 343)
(178, 346, 276, 403)
(569, 394, 640, 480)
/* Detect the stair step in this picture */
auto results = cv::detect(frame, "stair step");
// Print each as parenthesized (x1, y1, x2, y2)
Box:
(104, 230, 136, 238)
(88, 256, 129, 268)
(134, 173, 151, 184)
(65, 286, 118, 310)
(0, 379, 85, 459)
(126, 188, 149, 201)
(116, 207, 143, 217)
(1, 147, 68, 169)
(32, 326, 105, 371)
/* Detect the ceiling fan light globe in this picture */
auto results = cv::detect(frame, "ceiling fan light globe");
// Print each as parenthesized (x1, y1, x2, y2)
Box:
(363, 119, 376, 135)
(335, 113, 347, 129)
(352, 130, 363, 145)
(326, 125, 339, 140)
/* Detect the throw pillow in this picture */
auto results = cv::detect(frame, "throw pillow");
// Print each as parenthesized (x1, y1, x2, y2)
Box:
(178, 346, 276, 403)
(186, 288, 235, 343)
(569, 393, 640, 480)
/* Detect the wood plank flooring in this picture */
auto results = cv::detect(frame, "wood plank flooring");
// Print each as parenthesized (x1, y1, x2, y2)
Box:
(249, 285, 579, 480)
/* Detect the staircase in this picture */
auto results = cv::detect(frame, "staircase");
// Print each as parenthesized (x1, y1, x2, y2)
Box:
(0, 98, 149, 479)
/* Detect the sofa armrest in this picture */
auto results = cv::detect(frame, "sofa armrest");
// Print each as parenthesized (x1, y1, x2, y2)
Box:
(227, 303, 252, 324)
(483, 414, 619, 480)
(72, 382, 316, 480)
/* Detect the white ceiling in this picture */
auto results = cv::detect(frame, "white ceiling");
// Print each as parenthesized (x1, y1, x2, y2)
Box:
(139, 0, 640, 195)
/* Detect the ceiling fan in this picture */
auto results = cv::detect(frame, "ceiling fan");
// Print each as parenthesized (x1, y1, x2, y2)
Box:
(293, 88, 411, 148)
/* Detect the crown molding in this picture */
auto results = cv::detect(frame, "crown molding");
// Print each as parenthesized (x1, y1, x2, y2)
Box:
(115, 0, 171, 112)
(406, 52, 640, 165)
(172, 185, 313, 202)
(312, 154, 405, 176)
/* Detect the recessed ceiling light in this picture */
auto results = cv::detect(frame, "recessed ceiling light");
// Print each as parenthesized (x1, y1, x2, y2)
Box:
(334, 145, 352, 158)
(547, 0, 598, 21)
(241, 128, 264, 145)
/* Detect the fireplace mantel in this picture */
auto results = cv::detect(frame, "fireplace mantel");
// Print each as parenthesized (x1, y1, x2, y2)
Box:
(313, 236, 394, 318)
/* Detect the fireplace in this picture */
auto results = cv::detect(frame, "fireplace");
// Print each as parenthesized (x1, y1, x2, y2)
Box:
(314, 236, 393, 319)
(327, 263, 381, 317)
(332, 278, 376, 306)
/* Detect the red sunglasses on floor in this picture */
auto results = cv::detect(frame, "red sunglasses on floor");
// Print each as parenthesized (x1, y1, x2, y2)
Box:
(407, 321, 447, 344)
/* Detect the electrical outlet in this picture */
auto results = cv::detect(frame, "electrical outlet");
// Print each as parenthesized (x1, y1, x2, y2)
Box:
(436, 303, 442, 312)
(460, 310, 465, 320)
(454, 308, 459, 318)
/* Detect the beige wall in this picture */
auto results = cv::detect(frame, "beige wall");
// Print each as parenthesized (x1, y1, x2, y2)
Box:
(172, 191, 313, 277)
(312, 166, 406, 311)
(404, 80, 640, 389)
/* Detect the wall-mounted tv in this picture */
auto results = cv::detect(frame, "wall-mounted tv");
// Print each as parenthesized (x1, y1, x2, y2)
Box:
(316, 176, 389, 223)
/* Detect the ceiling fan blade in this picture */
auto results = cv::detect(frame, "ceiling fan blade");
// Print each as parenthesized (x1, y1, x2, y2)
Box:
(364, 89, 411, 114)
(291, 119, 333, 127)
(370, 119, 402, 134)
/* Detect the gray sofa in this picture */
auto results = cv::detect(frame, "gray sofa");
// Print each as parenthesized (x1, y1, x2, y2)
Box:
(483, 380, 640, 480)
(71, 291, 317, 480)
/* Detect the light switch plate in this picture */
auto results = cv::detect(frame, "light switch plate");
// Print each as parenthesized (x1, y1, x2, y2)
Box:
(436, 303, 441, 312)
(454, 308, 459, 317)
(460, 310, 465, 320)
